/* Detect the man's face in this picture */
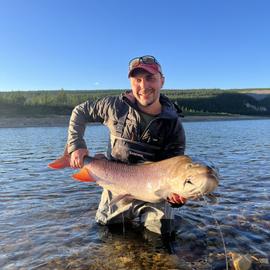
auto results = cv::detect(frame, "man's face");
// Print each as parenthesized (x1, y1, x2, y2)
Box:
(130, 70, 164, 109)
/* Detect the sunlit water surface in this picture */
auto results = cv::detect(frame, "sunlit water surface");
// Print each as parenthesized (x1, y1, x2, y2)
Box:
(0, 119, 269, 270)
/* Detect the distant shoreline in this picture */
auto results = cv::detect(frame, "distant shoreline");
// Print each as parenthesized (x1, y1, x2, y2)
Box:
(0, 115, 269, 128)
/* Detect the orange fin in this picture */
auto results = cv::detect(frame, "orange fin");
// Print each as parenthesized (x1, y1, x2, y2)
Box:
(72, 167, 95, 182)
(48, 155, 70, 170)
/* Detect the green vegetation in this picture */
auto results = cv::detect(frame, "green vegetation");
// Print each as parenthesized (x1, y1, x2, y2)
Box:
(0, 88, 270, 117)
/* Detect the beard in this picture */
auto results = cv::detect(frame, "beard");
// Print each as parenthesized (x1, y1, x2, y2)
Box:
(136, 90, 161, 111)
(138, 98, 156, 107)
(137, 89, 157, 106)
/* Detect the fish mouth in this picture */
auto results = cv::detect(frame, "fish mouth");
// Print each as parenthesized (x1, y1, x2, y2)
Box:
(200, 173, 219, 194)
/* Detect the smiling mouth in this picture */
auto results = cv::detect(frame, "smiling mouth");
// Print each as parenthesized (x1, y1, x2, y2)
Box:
(140, 89, 154, 96)
(140, 92, 152, 98)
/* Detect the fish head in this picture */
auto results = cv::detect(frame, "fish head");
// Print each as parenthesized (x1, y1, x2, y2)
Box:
(174, 158, 219, 199)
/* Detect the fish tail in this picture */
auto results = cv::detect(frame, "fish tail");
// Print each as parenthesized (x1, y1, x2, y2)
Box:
(48, 155, 70, 169)
(48, 145, 70, 169)
(48, 140, 93, 170)
(72, 167, 95, 182)
(48, 155, 94, 169)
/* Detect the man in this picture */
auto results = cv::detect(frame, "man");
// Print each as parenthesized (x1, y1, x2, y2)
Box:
(67, 55, 186, 235)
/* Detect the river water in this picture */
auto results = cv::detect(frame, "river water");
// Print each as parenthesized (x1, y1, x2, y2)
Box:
(0, 119, 269, 270)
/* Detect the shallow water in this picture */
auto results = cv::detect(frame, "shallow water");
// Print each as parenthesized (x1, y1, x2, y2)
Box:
(0, 120, 269, 269)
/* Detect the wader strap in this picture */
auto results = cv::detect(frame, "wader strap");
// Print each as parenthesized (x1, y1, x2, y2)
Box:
(110, 134, 163, 162)
(111, 134, 162, 150)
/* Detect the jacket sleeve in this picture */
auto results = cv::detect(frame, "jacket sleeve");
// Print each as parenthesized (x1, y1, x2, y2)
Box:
(162, 118, 186, 159)
(67, 97, 112, 154)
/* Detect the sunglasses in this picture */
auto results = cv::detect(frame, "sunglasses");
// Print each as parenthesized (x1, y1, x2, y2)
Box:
(129, 55, 162, 72)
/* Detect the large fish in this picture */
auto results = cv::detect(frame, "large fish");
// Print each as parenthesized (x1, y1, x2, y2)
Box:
(48, 154, 219, 204)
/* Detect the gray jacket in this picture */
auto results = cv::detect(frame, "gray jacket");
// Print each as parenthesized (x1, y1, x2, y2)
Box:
(67, 91, 185, 163)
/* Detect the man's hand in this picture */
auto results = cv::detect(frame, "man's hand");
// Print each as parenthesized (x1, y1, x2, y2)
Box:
(167, 193, 187, 208)
(70, 148, 89, 168)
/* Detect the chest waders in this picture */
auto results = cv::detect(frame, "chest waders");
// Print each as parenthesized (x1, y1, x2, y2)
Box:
(109, 103, 164, 164)
(95, 99, 179, 235)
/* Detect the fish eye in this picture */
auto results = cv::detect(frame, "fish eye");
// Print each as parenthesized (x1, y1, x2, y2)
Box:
(187, 164, 193, 169)
(184, 177, 193, 185)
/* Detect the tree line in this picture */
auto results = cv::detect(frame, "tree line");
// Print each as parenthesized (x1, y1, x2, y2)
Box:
(0, 88, 270, 116)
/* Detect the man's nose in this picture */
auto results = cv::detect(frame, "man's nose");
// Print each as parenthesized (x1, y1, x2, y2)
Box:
(140, 78, 149, 90)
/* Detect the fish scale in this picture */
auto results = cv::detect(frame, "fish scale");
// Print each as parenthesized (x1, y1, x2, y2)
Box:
(88, 159, 165, 201)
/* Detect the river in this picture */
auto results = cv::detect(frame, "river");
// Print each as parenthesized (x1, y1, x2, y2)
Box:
(0, 119, 269, 269)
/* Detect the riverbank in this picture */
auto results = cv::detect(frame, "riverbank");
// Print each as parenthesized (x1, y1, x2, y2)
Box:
(0, 114, 269, 128)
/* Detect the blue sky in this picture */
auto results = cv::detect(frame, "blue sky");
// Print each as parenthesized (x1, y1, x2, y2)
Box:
(0, 0, 269, 91)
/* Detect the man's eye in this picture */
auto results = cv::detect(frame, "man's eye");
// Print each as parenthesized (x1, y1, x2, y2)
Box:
(147, 77, 155, 82)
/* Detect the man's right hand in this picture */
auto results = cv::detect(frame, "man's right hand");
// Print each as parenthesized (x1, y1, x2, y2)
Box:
(70, 148, 89, 168)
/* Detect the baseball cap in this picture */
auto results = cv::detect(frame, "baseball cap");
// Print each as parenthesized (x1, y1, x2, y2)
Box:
(128, 55, 163, 77)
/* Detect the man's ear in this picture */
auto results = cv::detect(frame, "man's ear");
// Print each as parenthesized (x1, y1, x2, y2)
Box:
(161, 76, 165, 87)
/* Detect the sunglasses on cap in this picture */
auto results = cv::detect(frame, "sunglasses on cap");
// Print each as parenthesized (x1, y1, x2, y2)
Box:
(128, 55, 162, 74)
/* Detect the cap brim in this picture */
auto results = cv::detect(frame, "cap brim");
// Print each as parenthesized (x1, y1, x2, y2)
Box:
(128, 63, 160, 77)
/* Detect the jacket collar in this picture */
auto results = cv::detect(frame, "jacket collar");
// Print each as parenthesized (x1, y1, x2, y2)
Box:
(120, 90, 179, 118)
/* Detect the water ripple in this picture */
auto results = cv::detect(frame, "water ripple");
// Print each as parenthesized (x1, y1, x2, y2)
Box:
(1, 120, 270, 269)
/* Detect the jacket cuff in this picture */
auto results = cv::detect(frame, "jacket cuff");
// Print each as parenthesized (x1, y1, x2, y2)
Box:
(68, 143, 87, 154)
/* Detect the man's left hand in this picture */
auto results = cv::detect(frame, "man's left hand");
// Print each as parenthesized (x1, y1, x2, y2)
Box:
(167, 193, 187, 208)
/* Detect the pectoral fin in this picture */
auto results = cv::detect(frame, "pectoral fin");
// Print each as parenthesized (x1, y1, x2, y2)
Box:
(72, 167, 95, 182)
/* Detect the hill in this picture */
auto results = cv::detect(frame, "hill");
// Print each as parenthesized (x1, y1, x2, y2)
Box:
(0, 88, 270, 117)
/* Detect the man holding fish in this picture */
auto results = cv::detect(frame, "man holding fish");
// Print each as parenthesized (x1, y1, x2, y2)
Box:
(49, 55, 218, 236)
